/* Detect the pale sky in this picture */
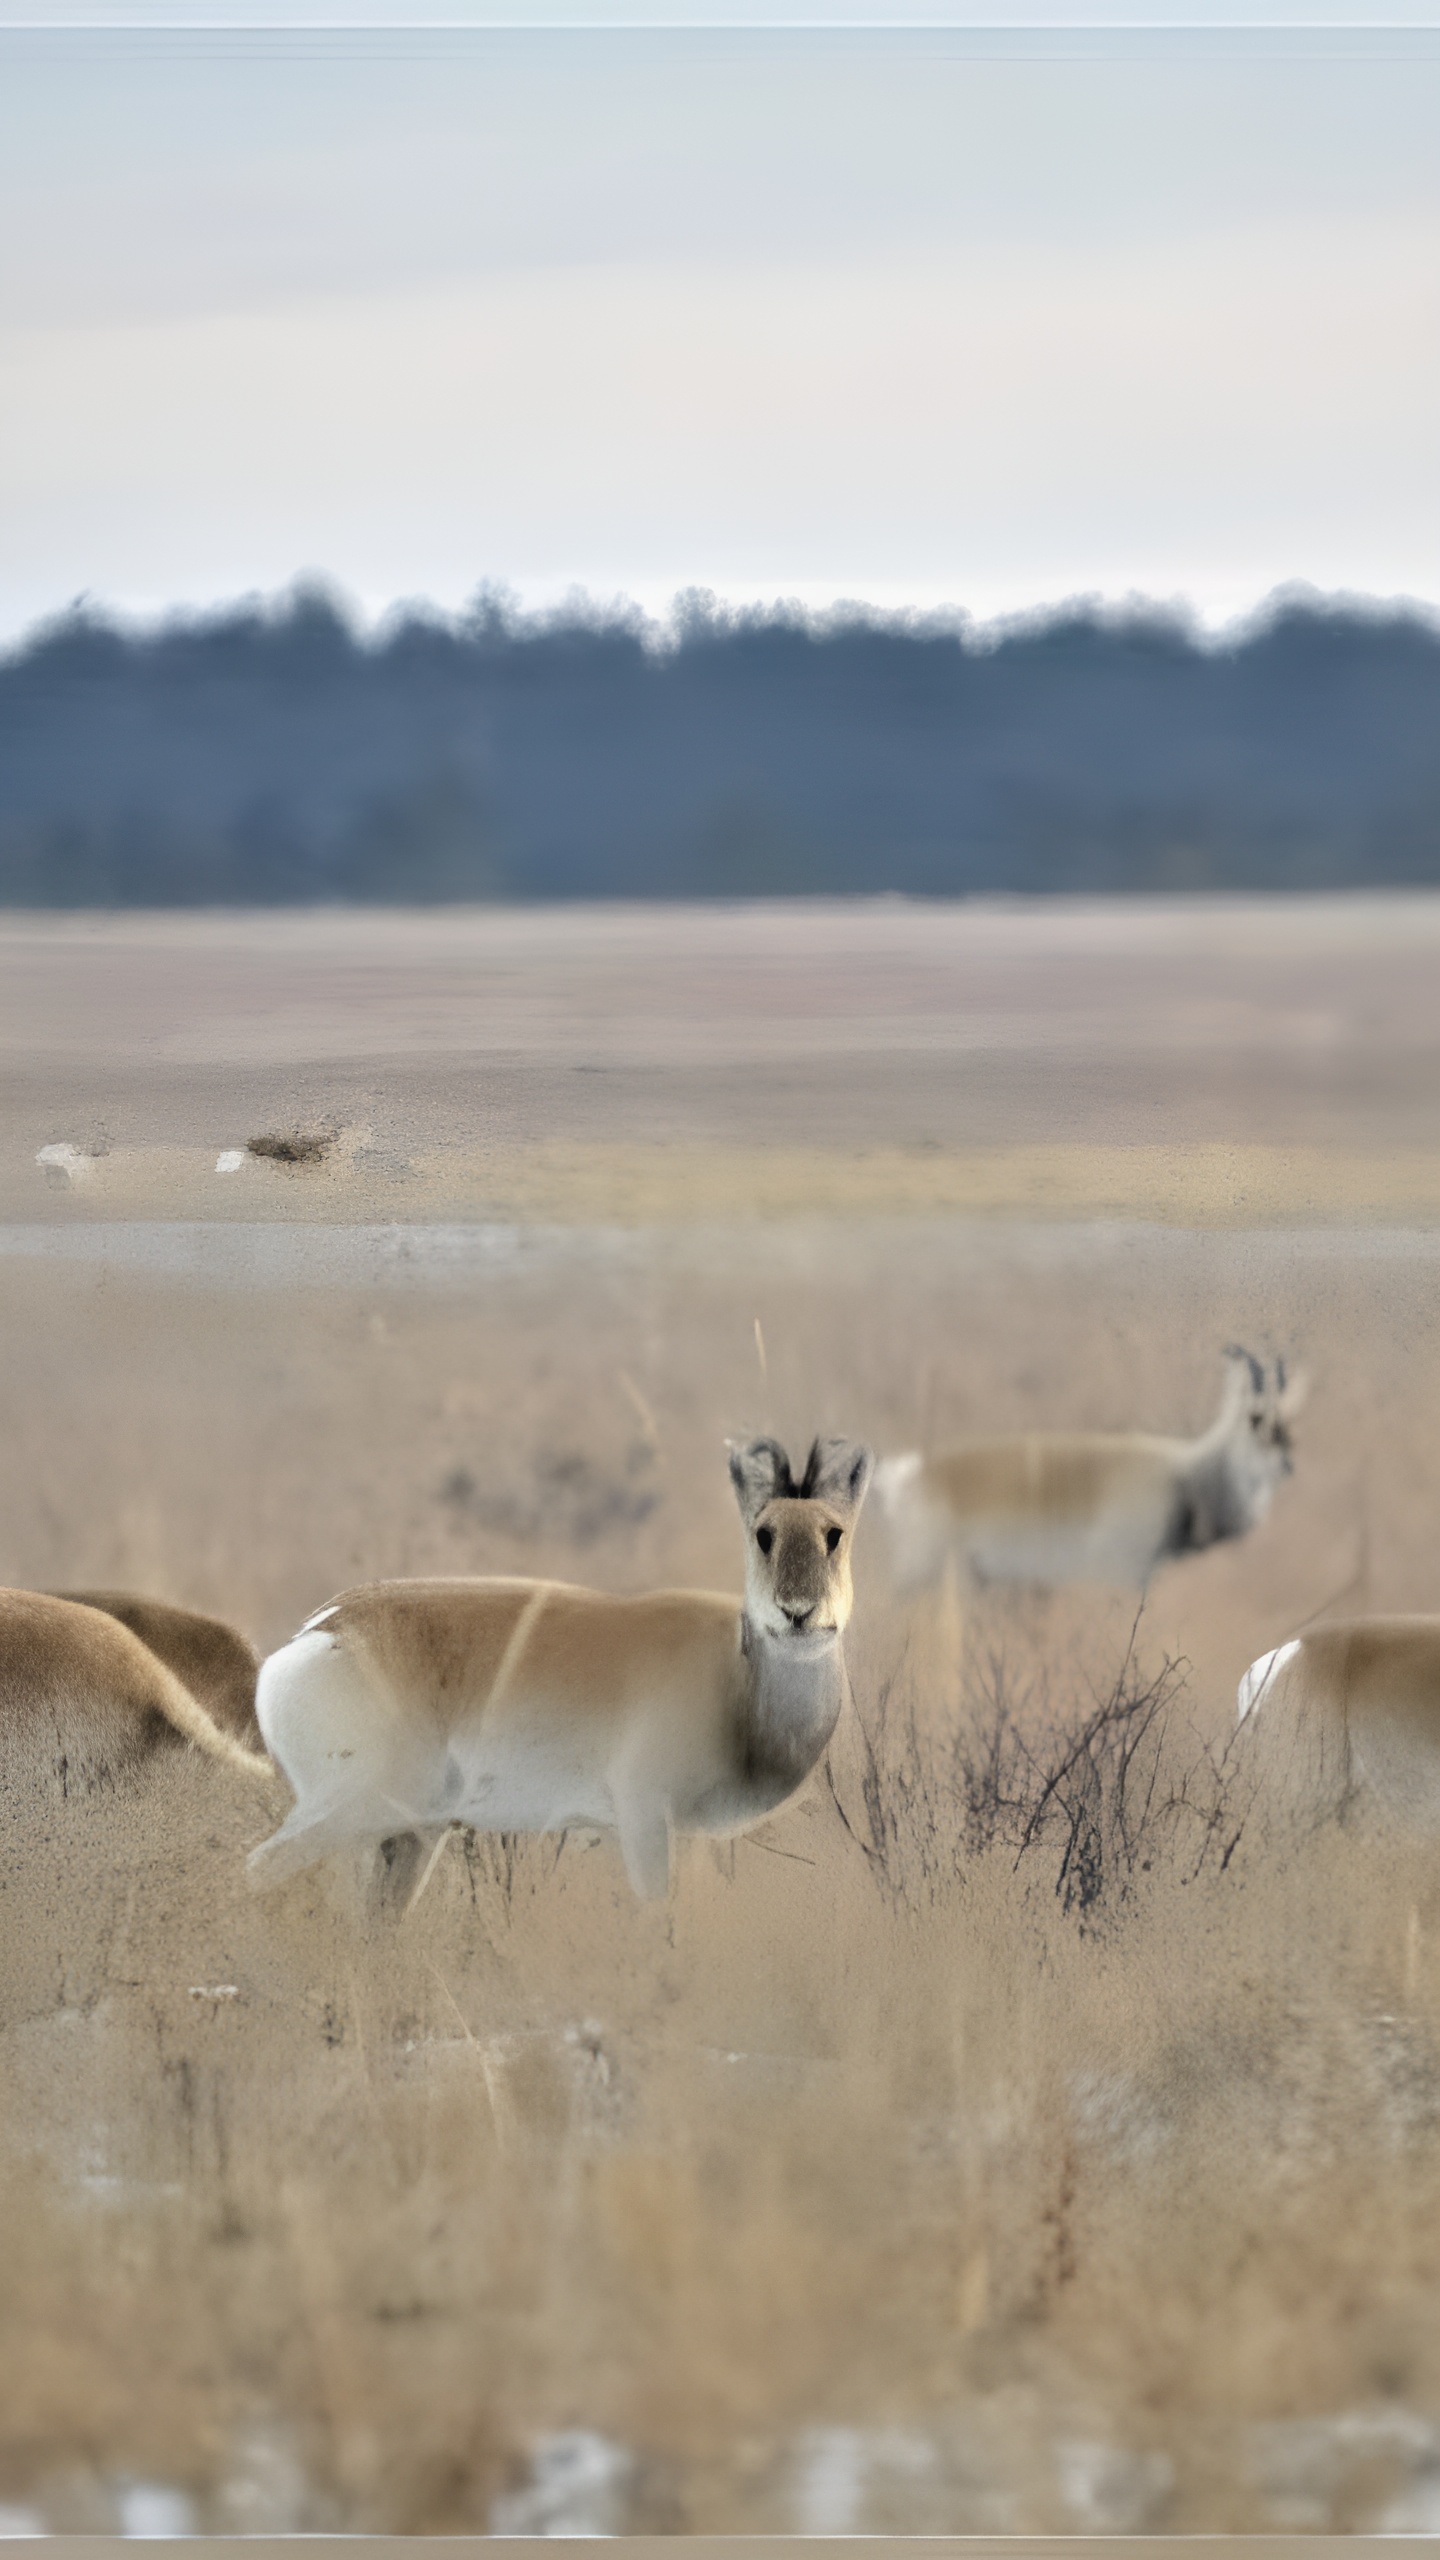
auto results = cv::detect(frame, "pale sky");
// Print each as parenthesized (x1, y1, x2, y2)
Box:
(2, 24, 1439, 644)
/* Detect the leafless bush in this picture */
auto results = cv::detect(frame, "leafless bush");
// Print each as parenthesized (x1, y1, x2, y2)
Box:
(246, 1130, 333, 1165)
(839, 1627, 1253, 1918)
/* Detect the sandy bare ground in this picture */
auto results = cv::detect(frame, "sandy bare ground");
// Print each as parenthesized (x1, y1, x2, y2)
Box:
(6, 896, 1440, 1225)
(4, 900, 1440, 2531)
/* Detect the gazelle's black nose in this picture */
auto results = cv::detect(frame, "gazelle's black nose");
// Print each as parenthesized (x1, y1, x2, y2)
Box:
(782, 1601, 815, 1628)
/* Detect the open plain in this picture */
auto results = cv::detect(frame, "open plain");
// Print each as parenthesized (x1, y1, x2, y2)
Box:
(6, 897, 1440, 2531)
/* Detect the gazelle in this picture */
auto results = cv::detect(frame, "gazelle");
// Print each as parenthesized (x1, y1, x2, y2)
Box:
(1238, 1620, 1440, 1830)
(875, 1349, 1304, 1593)
(1, 1588, 272, 1789)
(49, 1590, 262, 1748)
(248, 1433, 874, 1902)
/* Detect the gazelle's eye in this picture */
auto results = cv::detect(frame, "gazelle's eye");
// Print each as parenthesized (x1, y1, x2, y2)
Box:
(825, 1525, 843, 1553)
(756, 1525, 774, 1555)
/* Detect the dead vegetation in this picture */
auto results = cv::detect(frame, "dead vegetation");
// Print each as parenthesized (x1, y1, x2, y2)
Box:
(2, 1203, 1440, 2530)
(438, 1440, 661, 1548)
(246, 1130, 333, 1165)
(3, 1654, 1439, 2534)
(841, 1627, 1256, 1919)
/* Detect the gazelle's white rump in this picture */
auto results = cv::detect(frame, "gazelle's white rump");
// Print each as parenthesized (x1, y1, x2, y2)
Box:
(1236, 1640, 1302, 1723)
(1, 1586, 272, 1791)
(1237, 1616, 1440, 1833)
(250, 1434, 873, 1902)
(878, 1347, 1303, 1595)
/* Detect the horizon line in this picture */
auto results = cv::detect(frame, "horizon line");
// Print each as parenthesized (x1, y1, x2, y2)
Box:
(8, 572, 1440, 662)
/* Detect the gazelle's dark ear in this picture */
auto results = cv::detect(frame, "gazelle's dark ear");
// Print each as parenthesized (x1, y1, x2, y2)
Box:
(727, 1437, 794, 1526)
(798, 1436, 874, 1518)
(1224, 1343, 1266, 1396)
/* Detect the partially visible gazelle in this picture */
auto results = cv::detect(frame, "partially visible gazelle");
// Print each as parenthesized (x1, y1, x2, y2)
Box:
(249, 1434, 874, 1901)
(1239, 1620, 1440, 1829)
(49, 1590, 262, 1749)
(1, 1588, 272, 1789)
(876, 1348, 1304, 1593)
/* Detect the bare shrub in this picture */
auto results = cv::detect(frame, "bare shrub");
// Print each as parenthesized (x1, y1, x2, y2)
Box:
(839, 1626, 1252, 1918)
(246, 1131, 333, 1165)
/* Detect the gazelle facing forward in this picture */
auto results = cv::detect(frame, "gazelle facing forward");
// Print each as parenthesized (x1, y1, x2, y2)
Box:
(249, 1434, 874, 1901)
(1, 1588, 272, 1790)
(876, 1349, 1303, 1594)
(1238, 1619, 1440, 1831)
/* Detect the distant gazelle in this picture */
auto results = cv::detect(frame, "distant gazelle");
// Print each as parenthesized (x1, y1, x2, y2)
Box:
(248, 1434, 874, 1901)
(1239, 1620, 1440, 1829)
(1, 1588, 272, 1790)
(49, 1591, 262, 1749)
(875, 1349, 1303, 1593)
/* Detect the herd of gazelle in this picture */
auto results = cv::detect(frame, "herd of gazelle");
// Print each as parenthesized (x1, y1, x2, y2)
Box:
(6, 1346, 1440, 1896)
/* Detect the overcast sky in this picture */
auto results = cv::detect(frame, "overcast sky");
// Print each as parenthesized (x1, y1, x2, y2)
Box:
(2, 26, 1438, 643)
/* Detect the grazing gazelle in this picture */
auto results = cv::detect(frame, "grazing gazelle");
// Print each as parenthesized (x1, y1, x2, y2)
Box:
(875, 1348, 1304, 1594)
(1238, 1620, 1440, 1829)
(1, 1588, 272, 1789)
(49, 1591, 262, 1748)
(248, 1433, 873, 1901)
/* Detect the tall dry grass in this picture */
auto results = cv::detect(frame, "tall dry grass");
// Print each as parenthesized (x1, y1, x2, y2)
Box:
(4, 1231, 1440, 2528)
(4, 1602, 1439, 2533)
(842, 1617, 1247, 1916)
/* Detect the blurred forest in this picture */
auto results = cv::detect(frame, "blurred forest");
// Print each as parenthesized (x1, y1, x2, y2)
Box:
(3, 586, 1439, 904)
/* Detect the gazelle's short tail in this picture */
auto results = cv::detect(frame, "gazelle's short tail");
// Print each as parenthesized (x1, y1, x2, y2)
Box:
(1237, 1638, 1301, 1725)
(149, 1652, 273, 1777)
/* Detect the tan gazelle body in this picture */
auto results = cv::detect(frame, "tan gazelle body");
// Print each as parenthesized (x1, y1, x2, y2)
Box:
(876, 1349, 1304, 1593)
(1239, 1617, 1440, 1830)
(49, 1590, 263, 1749)
(1, 1587, 272, 1789)
(249, 1434, 873, 1900)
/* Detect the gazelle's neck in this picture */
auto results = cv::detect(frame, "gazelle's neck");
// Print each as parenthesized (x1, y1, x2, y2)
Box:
(1176, 1412, 1270, 1548)
(1192, 1374, 1248, 1461)
(737, 1613, 846, 1807)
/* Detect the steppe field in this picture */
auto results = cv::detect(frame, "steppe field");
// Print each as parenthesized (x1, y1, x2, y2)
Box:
(8, 896, 1440, 2534)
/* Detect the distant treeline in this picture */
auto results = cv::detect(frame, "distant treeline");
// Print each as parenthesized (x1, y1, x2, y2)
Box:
(2, 586, 1439, 903)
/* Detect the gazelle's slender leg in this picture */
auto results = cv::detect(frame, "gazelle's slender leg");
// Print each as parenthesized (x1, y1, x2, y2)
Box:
(614, 1790, 672, 1900)
(248, 1802, 375, 1890)
(401, 1825, 456, 1918)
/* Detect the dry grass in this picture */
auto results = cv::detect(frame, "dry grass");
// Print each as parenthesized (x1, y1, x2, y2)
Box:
(19, 1133, 1440, 1228)
(245, 1130, 335, 1166)
(7, 902, 1440, 2529)
(4, 1649, 1440, 2533)
(840, 1621, 1242, 1917)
